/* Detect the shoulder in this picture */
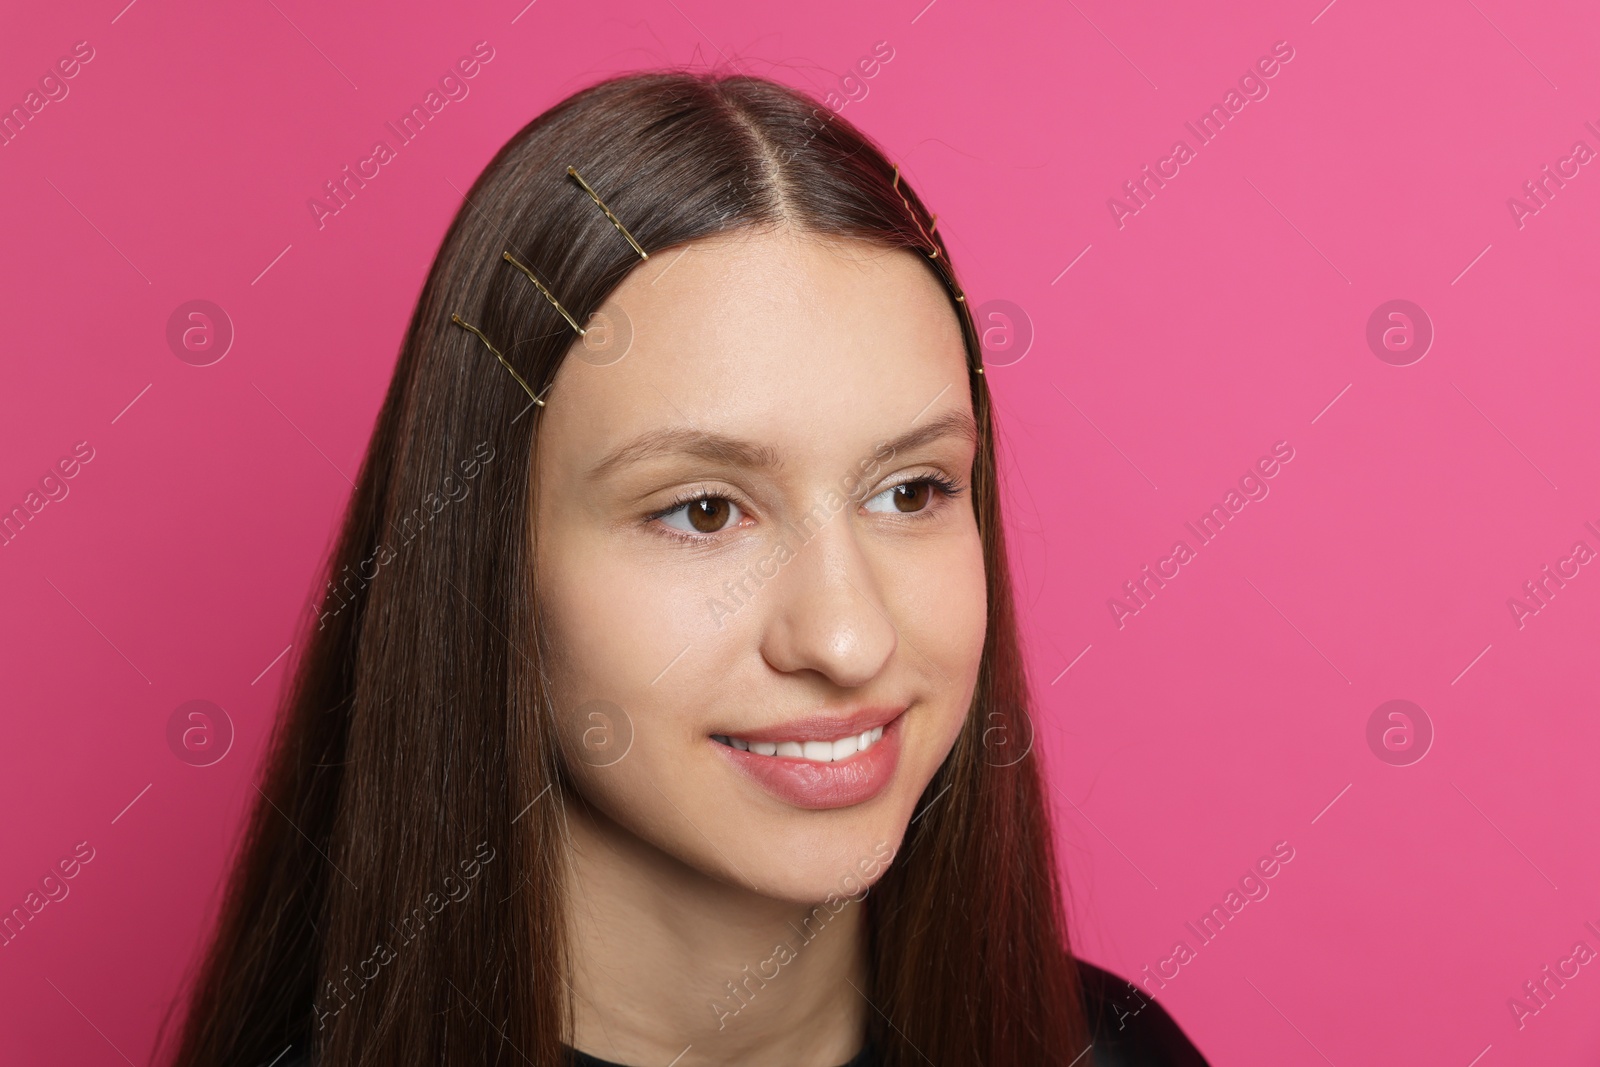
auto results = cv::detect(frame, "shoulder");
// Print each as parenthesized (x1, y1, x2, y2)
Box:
(1076, 958, 1211, 1067)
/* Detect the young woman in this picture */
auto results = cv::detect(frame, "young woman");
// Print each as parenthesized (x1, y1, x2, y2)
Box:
(162, 72, 1209, 1067)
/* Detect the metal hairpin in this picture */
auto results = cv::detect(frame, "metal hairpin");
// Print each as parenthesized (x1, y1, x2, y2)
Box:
(501, 251, 586, 336)
(495, 167, 647, 340)
(567, 166, 649, 260)
(891, 166, 953, 273)
(449, 313, 546, 406)
(891, 166, 981, 376)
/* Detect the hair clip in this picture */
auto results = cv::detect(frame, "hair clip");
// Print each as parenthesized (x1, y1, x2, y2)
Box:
(888, 166, 977, 373)
(889, 167, 980, 375)
(891, 165, 968, 307)
(943, 260, 969, 305)
(501, 251, 586, 336)
(449, 312, 546, 406)
(892, 166, 947, 264)
(567, 166, 649, 260)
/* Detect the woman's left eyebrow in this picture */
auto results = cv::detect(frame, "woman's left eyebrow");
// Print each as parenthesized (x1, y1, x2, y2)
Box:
(587, 409, 977, 481)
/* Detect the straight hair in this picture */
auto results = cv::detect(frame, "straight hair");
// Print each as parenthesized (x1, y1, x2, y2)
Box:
(160, 70, 1089, 1067)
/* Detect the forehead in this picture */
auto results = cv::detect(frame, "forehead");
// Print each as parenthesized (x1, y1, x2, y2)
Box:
(537, 227, 971, 463)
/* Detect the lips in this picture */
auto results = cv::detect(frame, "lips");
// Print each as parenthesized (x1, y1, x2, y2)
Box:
(710, 706, 906, 810)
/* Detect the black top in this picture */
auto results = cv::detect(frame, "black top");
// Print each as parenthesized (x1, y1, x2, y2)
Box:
(1076, 959, 1211, 1067)
(573, 1043, 873, 1067)
(570, 960, 1208, 1066)
(279, 959, 1207, 1067)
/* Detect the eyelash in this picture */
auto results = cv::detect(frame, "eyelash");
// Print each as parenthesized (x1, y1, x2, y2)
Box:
(646, 474, 967, 545)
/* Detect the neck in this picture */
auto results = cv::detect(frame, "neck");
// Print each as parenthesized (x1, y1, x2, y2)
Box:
(560, 795, 868, 1067)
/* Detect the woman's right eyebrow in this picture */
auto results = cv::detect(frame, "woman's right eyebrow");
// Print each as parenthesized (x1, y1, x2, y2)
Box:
(588, 428, 785, 481)
(587, 409, 978, 481)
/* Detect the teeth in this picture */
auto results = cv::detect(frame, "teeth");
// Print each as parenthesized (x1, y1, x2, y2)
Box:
(715, 725, 885, 762)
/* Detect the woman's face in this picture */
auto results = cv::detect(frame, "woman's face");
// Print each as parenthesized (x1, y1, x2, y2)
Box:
(532, 226, 987, 904)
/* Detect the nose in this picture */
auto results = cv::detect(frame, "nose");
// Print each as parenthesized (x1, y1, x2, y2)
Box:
(758, 512, 899, 688)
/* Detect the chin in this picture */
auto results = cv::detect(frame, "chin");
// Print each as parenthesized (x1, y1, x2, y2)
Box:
(729, 797, 912, 906)
(693, 706, 915, 901)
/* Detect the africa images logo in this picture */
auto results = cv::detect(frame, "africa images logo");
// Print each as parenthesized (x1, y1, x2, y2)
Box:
(307, 41, 496, 230)
(1107, 40, 1297, 229)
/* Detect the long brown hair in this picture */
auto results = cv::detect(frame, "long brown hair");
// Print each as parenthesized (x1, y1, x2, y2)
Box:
(161, 70, 1088, 1067)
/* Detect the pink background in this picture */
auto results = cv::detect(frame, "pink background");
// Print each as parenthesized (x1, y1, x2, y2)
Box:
(3, 0, 1598, 1063)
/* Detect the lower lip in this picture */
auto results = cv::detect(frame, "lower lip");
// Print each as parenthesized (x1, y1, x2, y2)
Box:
(712, 716, 904, 810)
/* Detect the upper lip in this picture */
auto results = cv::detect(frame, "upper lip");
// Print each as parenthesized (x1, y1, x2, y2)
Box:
(712, 705, 908, 743)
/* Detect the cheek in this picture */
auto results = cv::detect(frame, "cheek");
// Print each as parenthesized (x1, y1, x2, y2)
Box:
(539, 535, 708, 700)
(895, 526, 988, 746)
(536, 531, 733, 823)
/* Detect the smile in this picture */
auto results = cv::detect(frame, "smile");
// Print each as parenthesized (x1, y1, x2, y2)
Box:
(709, 708, 905, 810)
(710, 726, 886, 762)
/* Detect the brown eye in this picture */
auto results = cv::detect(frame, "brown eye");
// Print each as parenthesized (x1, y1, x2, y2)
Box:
(660, 496, 742, 535)
(891, 483, 930, 513)
(864, 481, 937, 515)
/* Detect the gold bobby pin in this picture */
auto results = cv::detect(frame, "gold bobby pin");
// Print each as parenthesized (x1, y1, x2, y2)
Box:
(567, 166, 649, 260)
(891, 165, 968, 309)
(449, 313, 546, 406)
(892, 165, 945, 264)
(890, 166, 980, 375)
(501, 251, 587, 336)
